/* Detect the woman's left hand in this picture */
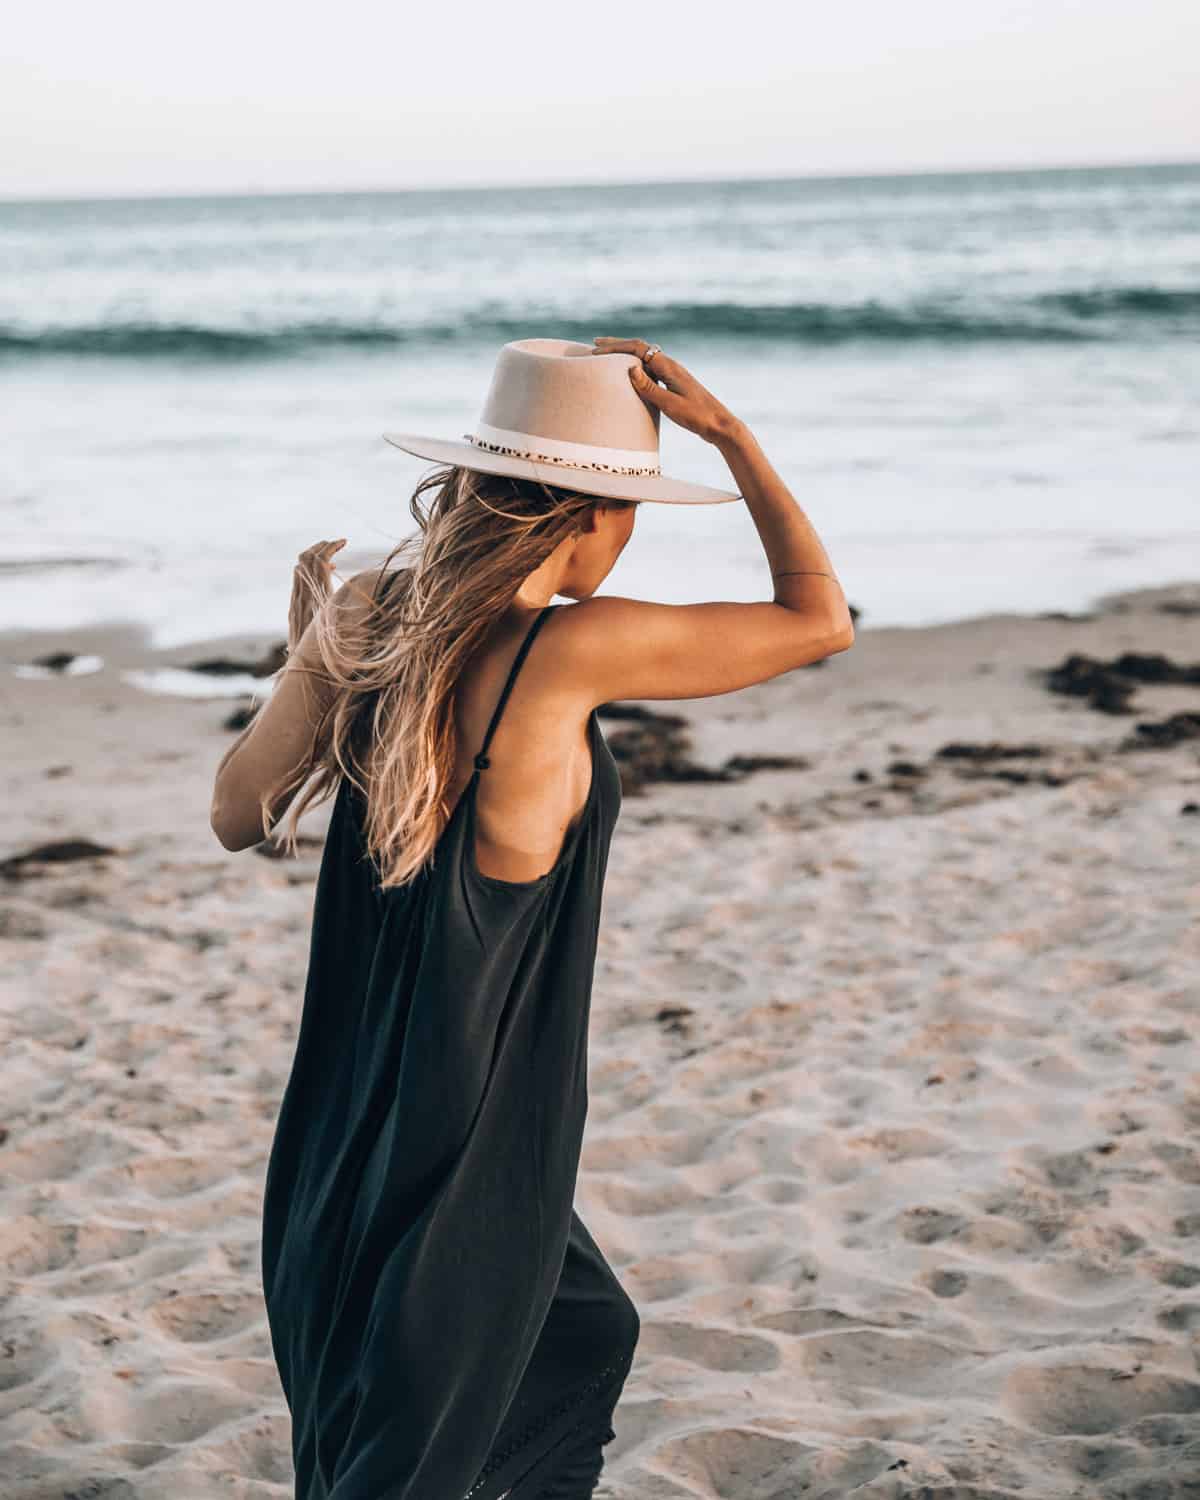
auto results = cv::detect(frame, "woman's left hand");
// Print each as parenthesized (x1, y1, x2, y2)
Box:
(287, 538, 347, 653)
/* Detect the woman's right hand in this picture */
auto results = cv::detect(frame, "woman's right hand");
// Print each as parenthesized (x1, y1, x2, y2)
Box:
(287, 537, 346, 654)
(590, 335, 744, 448)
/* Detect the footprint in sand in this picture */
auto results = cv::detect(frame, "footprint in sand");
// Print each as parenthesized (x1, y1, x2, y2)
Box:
(82, 1375, 249, 1447)
(0, 1322, 55, 1395)
(0, 1130, 137, 1185)
(1158, 1302, 1200, 1332)
(0, 1218, 148, 1278)
(196, 1411, 294, 1486)
(623, 1257, 698, 1303)
(897, 1205, 968, 1244)
(637, 1319, 780, 1373)
(148, 1289, 263, 1344)
(924, 1268, 969, 1298)
(1002, 1357, 1200, 1435)
(589, 1174, 703, 1216)
(125, 1154, 233, 1199)
(583, 1125, 722, 1171)
(1147, 1258, 1200, 1288)
(646, 1426, 953, 1499)
(749, 1175, 805, 1205)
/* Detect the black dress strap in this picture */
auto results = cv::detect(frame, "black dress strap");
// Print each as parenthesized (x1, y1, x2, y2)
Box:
(473, 604, 556, 774)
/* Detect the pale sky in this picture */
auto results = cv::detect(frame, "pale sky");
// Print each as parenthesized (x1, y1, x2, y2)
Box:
(2, 0, 1197, 199)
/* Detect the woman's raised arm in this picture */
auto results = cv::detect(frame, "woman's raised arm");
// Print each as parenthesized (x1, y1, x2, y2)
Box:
(568, 338, 854, 705)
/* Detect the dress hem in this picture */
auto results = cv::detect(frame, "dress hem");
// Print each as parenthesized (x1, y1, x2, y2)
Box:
(461, 1346, 634, 1500)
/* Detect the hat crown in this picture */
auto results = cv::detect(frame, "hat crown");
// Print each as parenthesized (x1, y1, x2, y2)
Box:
(381, 332, 741, 503)
(471, 338, 661, 473)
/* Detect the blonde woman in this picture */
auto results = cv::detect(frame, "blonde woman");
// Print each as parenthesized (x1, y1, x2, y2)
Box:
(211, 336, 853, 1499)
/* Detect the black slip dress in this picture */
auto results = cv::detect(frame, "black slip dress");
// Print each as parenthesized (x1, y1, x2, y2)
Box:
(260, 601, 639, 1500)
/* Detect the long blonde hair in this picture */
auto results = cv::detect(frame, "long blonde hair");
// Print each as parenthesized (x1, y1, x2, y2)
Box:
(260, 463, 634, 890)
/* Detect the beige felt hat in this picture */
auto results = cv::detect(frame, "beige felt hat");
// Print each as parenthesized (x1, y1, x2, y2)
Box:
(383, 336, 742, 505)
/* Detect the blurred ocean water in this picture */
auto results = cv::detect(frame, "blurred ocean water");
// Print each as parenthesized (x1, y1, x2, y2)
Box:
(2, 163, 1198, 647)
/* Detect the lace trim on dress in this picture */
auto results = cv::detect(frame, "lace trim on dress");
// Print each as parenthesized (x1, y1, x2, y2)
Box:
(461, 1349, 631, 1500)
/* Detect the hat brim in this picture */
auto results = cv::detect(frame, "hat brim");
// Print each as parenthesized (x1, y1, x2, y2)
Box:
(381, 432, 741, 505)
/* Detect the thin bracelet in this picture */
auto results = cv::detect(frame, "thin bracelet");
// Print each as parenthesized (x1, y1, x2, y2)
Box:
(772, 569, 837, 580)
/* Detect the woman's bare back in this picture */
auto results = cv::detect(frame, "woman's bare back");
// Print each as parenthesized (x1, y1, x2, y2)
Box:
(446, 604, 594, 884)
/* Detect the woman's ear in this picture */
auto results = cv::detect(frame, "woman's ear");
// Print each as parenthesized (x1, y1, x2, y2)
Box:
(575, 500, 603, 534)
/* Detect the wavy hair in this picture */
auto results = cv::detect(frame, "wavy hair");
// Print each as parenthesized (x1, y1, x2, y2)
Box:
(258, 463, 634, 890)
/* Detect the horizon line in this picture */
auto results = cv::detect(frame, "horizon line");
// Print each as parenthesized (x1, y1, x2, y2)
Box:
(2, 153, 1198, 209)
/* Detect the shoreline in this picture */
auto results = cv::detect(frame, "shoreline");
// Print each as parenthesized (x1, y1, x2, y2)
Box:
(3, 574, 1199, 691)
(4, 534, 1200, 657)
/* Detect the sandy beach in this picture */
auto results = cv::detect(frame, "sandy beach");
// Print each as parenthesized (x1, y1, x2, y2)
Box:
(1, 579, 1198, 1499)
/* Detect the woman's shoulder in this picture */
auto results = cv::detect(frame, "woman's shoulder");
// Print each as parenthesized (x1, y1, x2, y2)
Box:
(341, 564, 400, 606)
(316, 565, 403, 639)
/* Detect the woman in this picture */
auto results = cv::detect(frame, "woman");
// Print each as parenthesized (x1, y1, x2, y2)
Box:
(210, 335, 854, 1499)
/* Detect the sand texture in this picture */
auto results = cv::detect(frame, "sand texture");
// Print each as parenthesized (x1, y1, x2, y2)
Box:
(1, 582, 1199, 1498)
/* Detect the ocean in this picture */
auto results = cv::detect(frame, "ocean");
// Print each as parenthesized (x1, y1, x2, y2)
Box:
(2, 162, 1198, 653)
